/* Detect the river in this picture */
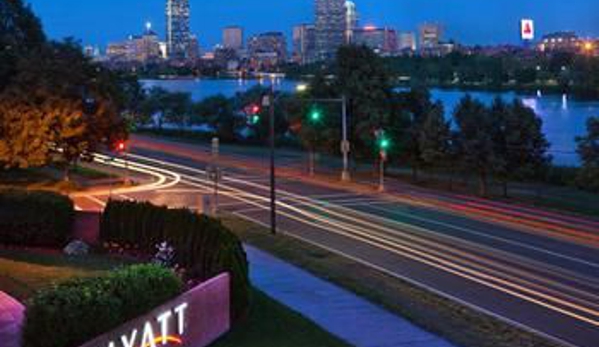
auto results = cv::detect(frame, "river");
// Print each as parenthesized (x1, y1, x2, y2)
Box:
(142, 78, 599, 166)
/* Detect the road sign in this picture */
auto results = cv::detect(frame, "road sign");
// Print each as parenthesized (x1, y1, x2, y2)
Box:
(341, 140, 351, 154)
(211, 138, 219, 158)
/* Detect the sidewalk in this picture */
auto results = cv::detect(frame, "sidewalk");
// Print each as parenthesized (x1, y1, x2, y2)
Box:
(246, 246, 456, 347)
(0, 291, 25, 347)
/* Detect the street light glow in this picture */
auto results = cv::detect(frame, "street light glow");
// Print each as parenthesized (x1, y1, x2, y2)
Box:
(296, 84, 309, 92)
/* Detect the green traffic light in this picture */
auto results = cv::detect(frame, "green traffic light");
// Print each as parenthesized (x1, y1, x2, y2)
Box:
(251, 115, 260, 124)
(379, 138, 390, 150)
(310, 110, 321, 121)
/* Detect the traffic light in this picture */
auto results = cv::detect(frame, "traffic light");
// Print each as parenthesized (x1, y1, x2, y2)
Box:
(116, 140, 126, 152)
(308, 106, 322, 123)
(375, 129, 391, 155)
(244, 103, 262, 125)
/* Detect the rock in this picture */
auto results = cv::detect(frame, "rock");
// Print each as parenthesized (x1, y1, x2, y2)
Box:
(63, 240, 90, 256)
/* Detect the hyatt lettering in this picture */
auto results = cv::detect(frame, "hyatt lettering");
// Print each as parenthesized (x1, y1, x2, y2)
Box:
(103, 302, 188, 347)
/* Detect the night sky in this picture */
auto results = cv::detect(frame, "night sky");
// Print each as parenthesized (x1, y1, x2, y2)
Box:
(26, 0, 599, 49)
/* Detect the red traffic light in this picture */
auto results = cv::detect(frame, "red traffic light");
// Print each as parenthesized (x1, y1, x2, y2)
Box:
(244, 103, 261, 115)
(116, 141, 126, 152)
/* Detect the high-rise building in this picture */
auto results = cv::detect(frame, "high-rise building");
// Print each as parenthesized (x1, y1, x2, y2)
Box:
(398, 32, 417, 52)
(344, 0, 358, 44)
(315, 0, 346, 60)
(223, 26, 244, 51)
(248, 32, 288, 69)
(353, 26, 398, 56)
(419, 23, 443, 50)
(105, 23, 162, 64)
(293, 24, 316, 65)
(166, 0, 191, 60)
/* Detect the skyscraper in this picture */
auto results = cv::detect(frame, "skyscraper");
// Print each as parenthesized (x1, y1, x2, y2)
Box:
(353, 26, 398, 56)
(345, 0, 358, 44)
(419, 23, 443, 50)
(315, 0, 346, 61)
(223, 26, 244, 51)
(166, 0, 191, 60)
(293, 24, 316, 65)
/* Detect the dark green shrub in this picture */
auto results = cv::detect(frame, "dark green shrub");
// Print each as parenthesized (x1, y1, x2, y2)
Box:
(0, 189, 74, 247)
(23, 264, 183, 347)
(100, 200, 250, 321)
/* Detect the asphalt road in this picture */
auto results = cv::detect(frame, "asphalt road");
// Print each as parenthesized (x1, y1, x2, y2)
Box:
(76, 136, 599, 347)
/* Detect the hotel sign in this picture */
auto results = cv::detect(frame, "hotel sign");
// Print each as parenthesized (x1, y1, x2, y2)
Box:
(79, 274, 231, 347)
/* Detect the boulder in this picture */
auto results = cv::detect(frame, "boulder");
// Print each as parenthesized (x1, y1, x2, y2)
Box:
(63, 240, 90, 256)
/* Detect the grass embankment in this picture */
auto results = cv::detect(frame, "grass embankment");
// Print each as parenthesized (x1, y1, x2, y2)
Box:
(0, 248, 353, 347)
(0, 165, 114, 192)
(222, 216, 563, 347)
(0, 248, 132, 300)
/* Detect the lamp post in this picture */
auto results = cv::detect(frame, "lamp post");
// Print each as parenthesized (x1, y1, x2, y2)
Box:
(262, 85, 277, 235)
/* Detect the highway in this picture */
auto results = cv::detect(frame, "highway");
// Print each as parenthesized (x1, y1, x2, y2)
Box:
(75, 136, 599, 347)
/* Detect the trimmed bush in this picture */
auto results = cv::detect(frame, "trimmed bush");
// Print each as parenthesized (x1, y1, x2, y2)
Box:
(0, 189, 74, 247)
(23, 264, 183, 347)
(100, 200, 250, 321)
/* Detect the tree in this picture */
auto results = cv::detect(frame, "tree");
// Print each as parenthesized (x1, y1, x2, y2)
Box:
(396, 88, 434, 181)
(0, 2, 128, 176)
(0, 0, 45, 91)
(418, 101, 452, 177)
(334, 45, 394, 160)
(454, 95, 499, 196)
(576, 117, 599, 192)
(193, 95, 238, 142)
(494, 99, 551, 196)
(0, 92, 54, 168)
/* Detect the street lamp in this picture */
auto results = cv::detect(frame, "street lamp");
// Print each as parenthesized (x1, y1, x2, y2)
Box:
(262, 85, 277, 235)
(296, 84, 351, 182)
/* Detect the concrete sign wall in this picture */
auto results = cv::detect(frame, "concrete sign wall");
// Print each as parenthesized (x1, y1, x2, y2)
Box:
(78, 273, 231, 347)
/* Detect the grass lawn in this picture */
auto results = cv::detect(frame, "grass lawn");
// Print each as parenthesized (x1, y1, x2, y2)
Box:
(222, 215, 562, 347)
(213, 288, 352, 347)
(0, 248, 133, 300)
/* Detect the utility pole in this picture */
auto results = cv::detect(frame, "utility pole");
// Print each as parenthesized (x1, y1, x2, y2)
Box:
(341, 95, 351, 182)
(211, 137, 220, 216)
(263, 85, 277, 235)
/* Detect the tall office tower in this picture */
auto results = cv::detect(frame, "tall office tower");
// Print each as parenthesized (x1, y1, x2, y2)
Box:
(398, 31, 417, 52)
(344, 0, 358, 44)
(293, 24, 316, 65)
(315, 0, 346, 60)
(223, 26, 244, 51)
(248, 32, 288, 66)
(419, 23, 443, 50)
(166, 0, 191, 60)
(353, 26, 398, 56)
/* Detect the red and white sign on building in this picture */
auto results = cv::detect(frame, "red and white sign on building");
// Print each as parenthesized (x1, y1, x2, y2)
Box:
(521, 19, 535, 41)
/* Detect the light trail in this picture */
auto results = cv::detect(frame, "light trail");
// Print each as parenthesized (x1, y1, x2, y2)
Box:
(93, 153, 599, 341)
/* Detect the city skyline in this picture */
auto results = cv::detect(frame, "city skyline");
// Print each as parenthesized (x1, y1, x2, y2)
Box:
(26, 0, 599, 49)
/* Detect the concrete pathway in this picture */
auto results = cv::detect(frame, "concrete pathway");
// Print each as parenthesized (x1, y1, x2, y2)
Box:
(246, 246, 457, 347)
(0, 291, 25, 347)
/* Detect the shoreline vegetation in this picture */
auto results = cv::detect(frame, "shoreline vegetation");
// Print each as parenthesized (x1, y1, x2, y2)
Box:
(130, 47, 599, 197)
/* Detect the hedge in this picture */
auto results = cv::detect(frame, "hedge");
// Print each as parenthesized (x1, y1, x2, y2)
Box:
(0, 189, 74, 247)
(100, 200, 250, 321)
(23, 264, 183, 347)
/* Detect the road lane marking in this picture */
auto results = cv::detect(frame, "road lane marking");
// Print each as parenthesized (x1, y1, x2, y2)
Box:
(119, 153, 599, 329)
(180, 174, 599, 323)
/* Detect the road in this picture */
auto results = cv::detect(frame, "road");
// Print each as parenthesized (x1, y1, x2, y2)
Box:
(75, 136, 599, 347)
